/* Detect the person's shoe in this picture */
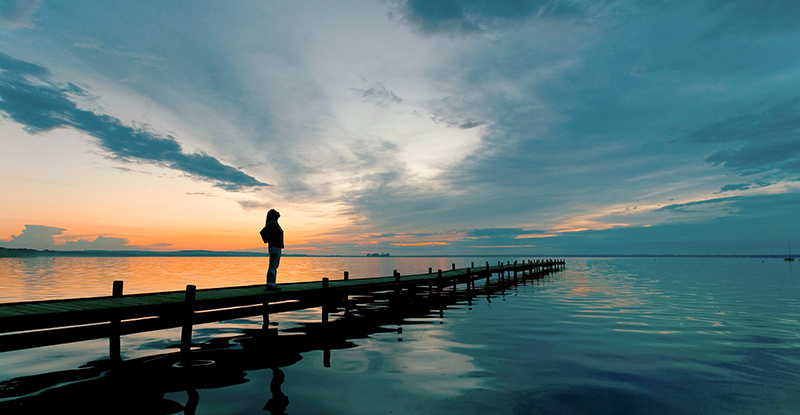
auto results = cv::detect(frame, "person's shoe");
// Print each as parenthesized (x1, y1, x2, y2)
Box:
(266, 285, 282, 291)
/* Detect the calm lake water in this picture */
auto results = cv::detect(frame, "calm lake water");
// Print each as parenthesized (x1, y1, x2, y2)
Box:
(1, 256, 799, 414)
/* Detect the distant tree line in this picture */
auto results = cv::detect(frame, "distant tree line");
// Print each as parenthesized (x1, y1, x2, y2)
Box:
(0, 247, 37, 257)
(366, 253, 391, 257)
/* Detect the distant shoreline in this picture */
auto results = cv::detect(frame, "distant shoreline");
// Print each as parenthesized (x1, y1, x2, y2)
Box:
(1, 247, 797, 259)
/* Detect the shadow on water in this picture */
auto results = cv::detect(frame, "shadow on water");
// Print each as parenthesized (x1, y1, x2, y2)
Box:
(0, 268, 561, 414)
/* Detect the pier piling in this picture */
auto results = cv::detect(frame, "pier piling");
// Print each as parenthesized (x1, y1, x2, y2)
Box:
(109, 280, 123, 364)
(180, 285, 196, 360)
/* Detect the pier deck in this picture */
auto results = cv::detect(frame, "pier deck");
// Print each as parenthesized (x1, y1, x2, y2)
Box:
(0, 259, 564, 353)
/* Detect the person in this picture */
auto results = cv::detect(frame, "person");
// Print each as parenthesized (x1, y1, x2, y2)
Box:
(260, 209, 284, 290)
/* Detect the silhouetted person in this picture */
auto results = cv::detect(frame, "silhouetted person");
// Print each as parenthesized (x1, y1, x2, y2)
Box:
(260, 209, 284, 290)
(263, 367, 289, 413)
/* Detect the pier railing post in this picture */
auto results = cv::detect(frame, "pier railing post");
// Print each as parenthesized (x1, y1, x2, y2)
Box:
(344, 271, 349, 281)
(109, 280, 123, 364)
(181, 285, 196, 361)
(514, 261, 518, 282)
(321, 278, 331, 368)
(394, 270, 401, 298)
(322, 278, 329, 324)
(263, 299, 270, 330)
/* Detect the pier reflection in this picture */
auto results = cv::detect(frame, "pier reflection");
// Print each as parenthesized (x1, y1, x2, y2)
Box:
(0, 266, 561, 414)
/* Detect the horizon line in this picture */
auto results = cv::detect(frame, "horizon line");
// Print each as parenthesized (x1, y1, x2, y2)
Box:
(0, 246, 797, 259)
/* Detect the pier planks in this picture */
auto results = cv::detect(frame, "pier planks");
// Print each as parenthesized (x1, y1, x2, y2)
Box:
(0, 260, 564, 352)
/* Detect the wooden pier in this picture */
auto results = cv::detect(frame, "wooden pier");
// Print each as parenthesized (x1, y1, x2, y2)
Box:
(0, 259, 565, 356)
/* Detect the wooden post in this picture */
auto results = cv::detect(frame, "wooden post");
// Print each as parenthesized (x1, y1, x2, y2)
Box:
(394, 270, 400, 298)
(181, 285, 196, 359)
(452, 263, 456, 270)
(437, 269, 443, 295)
(263, 300, 270, 330)
(471, 262, 474, 268)
(109, 281, 123, 364)
(451, 266, 458, 295)
(113, 280, 123, 296)
(429, 267, 432, 274)
(466, 268, 472, 294)
(344, 271, 349, 281)
(322, 278, 329, 324)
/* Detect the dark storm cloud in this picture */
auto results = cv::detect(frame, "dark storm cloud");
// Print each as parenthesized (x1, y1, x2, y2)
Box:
(687, 97, 800, 144)
(706, 140, 800, 174)
(388, 0, 583, 35)
(0, 52, 267, 191)
(687, 96, 800, 174)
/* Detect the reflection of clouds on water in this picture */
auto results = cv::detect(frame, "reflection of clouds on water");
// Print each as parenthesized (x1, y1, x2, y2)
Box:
(357, 328, 489, 397)
(391, 342, 487, 396)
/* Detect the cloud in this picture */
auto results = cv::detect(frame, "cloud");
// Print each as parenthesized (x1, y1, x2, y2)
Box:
(656, 197, 740, 213)
(458, 120, 486, 129)
(542, 192, 800, 254)
(354, 83, 403, 108)
(0, 52, 268, 191)
(387, 0, 583, 35)
(686, 96, 800, 174)
(719, 183, 750, 192)
(390, 242, 449, 246)
(464, 228, 545, 238)
(0, 224, 137, 250)
(701, 0, 800, 37)
(687, 96, 800, 144)
(0, 0, 41, 30)
(0, 224, 65, 250)
(63, 235, 131, 250)
(238, 200, 273, 211)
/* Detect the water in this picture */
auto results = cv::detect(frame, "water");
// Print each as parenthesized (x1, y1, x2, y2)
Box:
(1, 257, 799, 414)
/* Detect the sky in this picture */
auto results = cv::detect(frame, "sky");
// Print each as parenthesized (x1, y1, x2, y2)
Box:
(1, 0, 799, 256)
